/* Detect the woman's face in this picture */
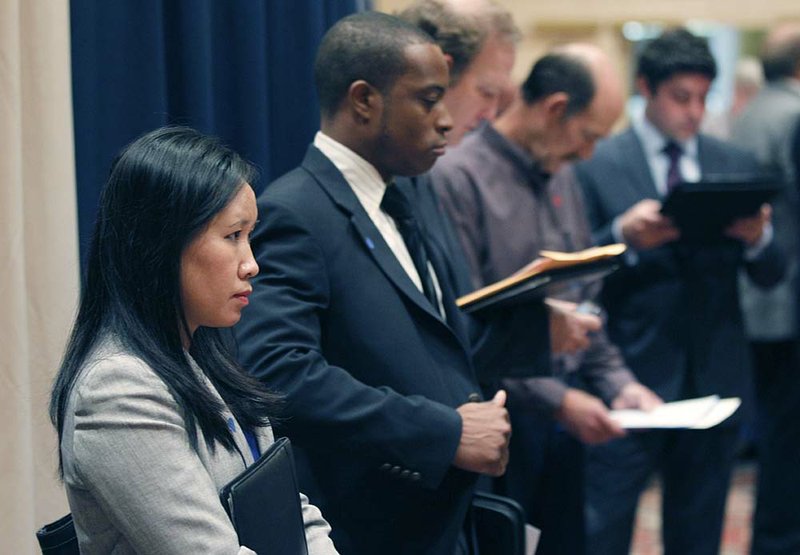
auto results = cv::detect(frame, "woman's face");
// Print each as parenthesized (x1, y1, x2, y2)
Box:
(180, 184, 259, 340)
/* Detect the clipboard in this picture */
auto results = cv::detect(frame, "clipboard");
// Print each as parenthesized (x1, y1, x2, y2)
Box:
(660, 175, 781, 242)
(456, 245, 626, 315)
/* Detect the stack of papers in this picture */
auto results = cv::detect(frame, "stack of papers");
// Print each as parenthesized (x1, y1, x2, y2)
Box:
(610, 395, 741, 430)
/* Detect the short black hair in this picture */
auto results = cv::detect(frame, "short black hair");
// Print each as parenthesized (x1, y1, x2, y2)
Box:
(637, 28, 717, 92)
(314, 11, 436, 117)
(521, 53, 595, 118)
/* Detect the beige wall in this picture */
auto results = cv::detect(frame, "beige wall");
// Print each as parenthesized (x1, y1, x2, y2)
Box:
(1, 0, 78, 552)
(376, 0, 799, 89)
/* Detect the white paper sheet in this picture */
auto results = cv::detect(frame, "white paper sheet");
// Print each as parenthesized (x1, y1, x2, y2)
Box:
(525, 524, 541, 555)
(610, 395, 741, 429)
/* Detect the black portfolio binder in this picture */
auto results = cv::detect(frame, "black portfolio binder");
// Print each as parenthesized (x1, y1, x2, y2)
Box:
(660, 175, 782, 242)
(220, 436, 308, 555)
(35, 513, 79, 555)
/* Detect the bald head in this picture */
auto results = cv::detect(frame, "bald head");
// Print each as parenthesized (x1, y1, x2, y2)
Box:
(762, 22, 800, 81)
(521, 43, 624, 125)
(554, 43, 625, 126)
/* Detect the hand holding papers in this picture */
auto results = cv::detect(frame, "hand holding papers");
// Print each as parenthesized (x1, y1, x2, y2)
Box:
(456, 244, 626, 315)
(610, 395, 741, 430)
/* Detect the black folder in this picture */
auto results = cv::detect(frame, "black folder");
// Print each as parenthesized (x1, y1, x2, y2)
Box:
(660, 175, 782, 242)
(220, 436, 308, 555)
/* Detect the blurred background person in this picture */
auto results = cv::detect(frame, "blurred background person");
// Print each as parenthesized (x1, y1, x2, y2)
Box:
(731, 21, 800, 555)
(49, 127, 337, 555)
(574, 28, 783, 555)
(702, 56, 764, 139)
(399, 0, 519, 145)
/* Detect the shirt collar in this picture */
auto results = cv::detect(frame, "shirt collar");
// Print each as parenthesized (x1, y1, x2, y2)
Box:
(313, 131, 388, 218)
(480, 122, 550, 187)
(633, 110, 698, 161)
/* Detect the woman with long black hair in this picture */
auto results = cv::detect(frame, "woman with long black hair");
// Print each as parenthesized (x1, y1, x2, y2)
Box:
(50, 126, 337, 554)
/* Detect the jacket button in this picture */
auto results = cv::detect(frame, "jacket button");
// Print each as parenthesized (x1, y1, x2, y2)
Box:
(400, 469, 410, 479)
(391, 466, 401, 475)
(410, 472, 421, 482)
(380, 463, 391, 472)
(467, 393, 481, 402)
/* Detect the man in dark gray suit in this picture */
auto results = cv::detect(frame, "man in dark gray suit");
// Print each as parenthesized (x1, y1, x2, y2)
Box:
(574, 28, 784, 555)
(730, 23, 800, 555)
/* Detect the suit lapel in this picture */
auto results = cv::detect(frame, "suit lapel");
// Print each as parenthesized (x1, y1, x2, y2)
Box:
(301, 147, 446, 323)
(396, 177, 473, 351)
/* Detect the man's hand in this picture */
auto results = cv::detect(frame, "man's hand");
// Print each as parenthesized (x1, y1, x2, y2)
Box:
(725, 203, 771, 246)
(546, 298, 602, 355)
(619, 199, 681, 250)
(453, 390, 511, 476)
(555, 388, 625, 444)
(610, 382, 663, 411)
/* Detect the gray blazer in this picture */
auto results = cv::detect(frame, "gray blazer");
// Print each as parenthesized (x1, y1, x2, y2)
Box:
(731, 79, 800, 339)
(60, 339, 337, 555)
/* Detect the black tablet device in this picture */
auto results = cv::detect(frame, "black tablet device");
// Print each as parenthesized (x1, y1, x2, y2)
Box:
(660, 175, 782, 242)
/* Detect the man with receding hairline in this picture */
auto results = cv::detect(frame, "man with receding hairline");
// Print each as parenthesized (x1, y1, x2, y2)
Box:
(432, 44, 662, 555)
(399, 0, 518, 145)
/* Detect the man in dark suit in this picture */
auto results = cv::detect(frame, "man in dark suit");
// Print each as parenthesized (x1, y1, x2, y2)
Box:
(573, 29, 785, 555)
(235, 12, 547, 555)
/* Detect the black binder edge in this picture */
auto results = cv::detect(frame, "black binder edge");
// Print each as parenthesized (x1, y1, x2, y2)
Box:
(659, 175, 782, 241)
(219, 435, 308, 554)
(460, 257, 621, 315)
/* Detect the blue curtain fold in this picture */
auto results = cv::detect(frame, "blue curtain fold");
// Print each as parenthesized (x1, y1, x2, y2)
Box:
(71, 0, 369, 268)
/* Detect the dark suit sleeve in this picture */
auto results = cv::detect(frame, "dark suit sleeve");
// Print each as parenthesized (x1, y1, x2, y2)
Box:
(743, 234, 786, 288)
(235, 199, 462, 490)
(730, 146, 788, 288)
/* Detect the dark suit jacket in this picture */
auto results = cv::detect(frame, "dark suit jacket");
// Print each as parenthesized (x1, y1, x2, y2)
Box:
(235, 146, 547, 554)
(574, 128, 785, 413)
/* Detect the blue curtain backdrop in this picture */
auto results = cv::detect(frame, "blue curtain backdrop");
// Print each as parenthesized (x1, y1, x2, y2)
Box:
(71, 0, 369, 268)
